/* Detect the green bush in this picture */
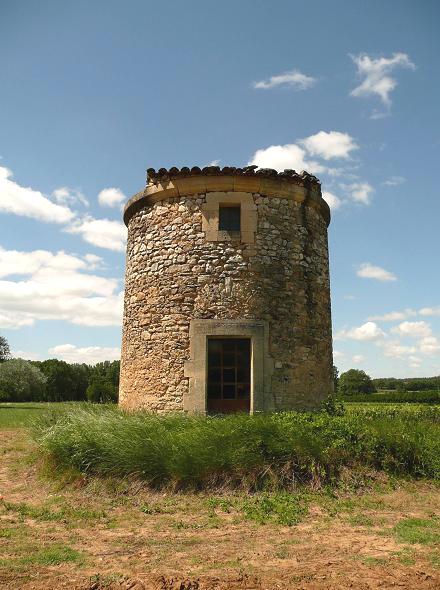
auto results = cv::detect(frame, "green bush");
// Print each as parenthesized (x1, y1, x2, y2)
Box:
(339, 369, 376, 395)
(0, 390, 10, 402)
(86, 380, 118, 404)
(343, 391, 440, 404)
(0, 359, 46, 402)
(33, 404, 440, 489)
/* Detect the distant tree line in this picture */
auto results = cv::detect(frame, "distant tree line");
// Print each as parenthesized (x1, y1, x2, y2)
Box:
(333, 366, 440, 396)
(372, 376, 440, 392)
(0, 336, 119, 403)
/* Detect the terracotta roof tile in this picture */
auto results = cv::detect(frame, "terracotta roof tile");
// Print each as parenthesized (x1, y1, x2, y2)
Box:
(146, 165, 321, 189)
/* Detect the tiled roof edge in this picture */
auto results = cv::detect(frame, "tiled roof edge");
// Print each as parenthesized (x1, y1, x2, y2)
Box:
(146, 165, 321, 189)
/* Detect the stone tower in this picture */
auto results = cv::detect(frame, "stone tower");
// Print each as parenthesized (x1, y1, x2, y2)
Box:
(119, 165, 333, 413)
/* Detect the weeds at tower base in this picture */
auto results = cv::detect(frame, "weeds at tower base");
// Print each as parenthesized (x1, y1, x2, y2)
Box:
(32, 401, 440, 490)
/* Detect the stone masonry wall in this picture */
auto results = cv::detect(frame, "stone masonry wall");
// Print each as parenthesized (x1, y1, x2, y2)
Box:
(119, 189, 333, 412)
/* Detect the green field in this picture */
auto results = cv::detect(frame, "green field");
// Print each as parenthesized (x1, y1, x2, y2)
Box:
(0, 402, 79, 429)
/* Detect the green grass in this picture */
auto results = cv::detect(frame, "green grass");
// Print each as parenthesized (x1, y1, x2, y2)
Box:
(239, 492, 307, 525)
(1, 499, 107, 522)
(0, 528, 14, 538)
(393, 517, 440, 545)
(430, 551, 440, 568)
(347, 514, 375, 527)
(32, 404, 440, 489)
(0, 402, 81, 429)
(20, 543, 84, 566)
(0, 543, 85, 569)
(206, 492, 307, 525)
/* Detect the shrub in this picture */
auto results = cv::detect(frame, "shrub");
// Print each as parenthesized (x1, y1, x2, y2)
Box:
(343, 391, 440, 404)
(86, 380, 118, 404)
(339, 369, 376, 395)
(0, 359, 46, 402)
(33, 405, 440, 489)
(0, 390, 10, 402)
(0, 335, 10, 363)
(320, 394, 345, 416)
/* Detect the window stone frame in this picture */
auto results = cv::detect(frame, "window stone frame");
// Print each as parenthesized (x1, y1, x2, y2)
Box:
(183, 319, 274, 414)
(201, 192, 257, 244)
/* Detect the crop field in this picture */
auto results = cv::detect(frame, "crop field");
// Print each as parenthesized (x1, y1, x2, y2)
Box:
(0, 402, 439, 590)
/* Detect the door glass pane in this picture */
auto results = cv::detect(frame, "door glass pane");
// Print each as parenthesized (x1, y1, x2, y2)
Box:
(223, 352, 234, 366)
(237, 367, 248, 382)
(208, 382, 221, 398)
(237, 383, 250, 398)
(208, 340, 221, 364)
(208, 368, 221, 382)
(223, 368, 235, 382)
(223, 384, 235, 399)
(207, 338, 251, 404)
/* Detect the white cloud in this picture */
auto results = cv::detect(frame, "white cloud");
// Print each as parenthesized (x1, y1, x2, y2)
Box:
(391, 321, 432, 339)
(248, 130, 359, 176)
(409, 355, 422, 368)
(0, 312, 34, 329)
(53, 186, 89, 207)
(418, 336, 440, 356)
(249, 143, 324, 174)
(0, 247, 100, 278)
(253, 69, 316, 91)
(382, 176, 405, 187)
(370, 110, 389, 120)
(66, 216, 127, 252)
(206, 159, 221, 167)
(322, 191, 342, 210)
(368, 309, 417, 322)
(0, 165, 74, 224)
(11, 350, 42, 361)
(419, 306, 440, 317)
(0, 166, 126, 253)
(333, 350, 345, 360)
(299, 131, 358, 160)
(48, 344, 120, 365)
(380, 340, 417, 358)
(83, 253, 105, 270)
(98, 187, 127, 208)
(352, 354, 365, 364)
(0, 246, 123, 328)
(357, 263, 397, 282)
(342, 182, 374, 205)
(336, 321, 386, 342)
(377, 324, 440, 359)
(350, 52, 415, 107)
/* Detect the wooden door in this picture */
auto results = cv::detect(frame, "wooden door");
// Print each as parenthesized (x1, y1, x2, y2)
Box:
(207, 338, 251, 414)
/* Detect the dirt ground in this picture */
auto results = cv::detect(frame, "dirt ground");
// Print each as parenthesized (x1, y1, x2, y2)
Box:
(1, 429, 439, 590)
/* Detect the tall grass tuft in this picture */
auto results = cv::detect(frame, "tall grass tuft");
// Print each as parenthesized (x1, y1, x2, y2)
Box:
(33, 404, 440, 489)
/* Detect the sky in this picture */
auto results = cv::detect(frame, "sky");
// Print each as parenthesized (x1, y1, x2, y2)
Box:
(0, 0, 439, 378)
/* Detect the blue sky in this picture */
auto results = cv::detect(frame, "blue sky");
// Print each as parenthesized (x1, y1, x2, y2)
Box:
(1, 0, 439, 377)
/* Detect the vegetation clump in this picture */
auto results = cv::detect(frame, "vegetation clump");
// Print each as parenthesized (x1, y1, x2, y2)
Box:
(0, 335, 10, 363)
(343, 390, 440, 404)
(0, 359, 46, 402)
(33, 404, 440, 489)
(338, 369, 376, 395)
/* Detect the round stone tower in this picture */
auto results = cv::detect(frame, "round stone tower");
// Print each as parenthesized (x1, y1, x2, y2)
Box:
(119, 165, 333, 413)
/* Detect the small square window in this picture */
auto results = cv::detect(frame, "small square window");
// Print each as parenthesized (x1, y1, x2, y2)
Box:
(219, 206, 240, 231)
